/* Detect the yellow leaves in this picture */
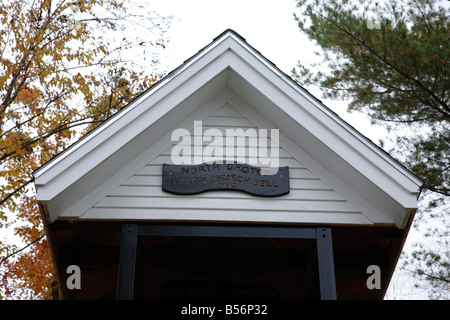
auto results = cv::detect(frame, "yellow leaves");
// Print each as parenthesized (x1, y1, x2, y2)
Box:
(2, 132, 30, 157)
(73, 72, 86, 86)
(1, 234, 55, 300)
(17, 87, 42, 106)
(1, 0, 168, 298)
(97, 45, 108, 55)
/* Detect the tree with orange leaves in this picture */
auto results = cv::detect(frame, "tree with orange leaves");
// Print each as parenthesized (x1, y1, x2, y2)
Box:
(0, 0, 170, 299)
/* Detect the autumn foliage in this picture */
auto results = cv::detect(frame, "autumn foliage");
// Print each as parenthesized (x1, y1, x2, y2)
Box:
(0, 0, 169, 299)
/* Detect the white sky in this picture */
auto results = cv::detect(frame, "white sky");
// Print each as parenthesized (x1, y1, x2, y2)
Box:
(152, 0, 309, 75)
(151, 0, 391, 147)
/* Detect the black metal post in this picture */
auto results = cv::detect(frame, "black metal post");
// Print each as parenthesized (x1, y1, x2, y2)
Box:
(316, 227, 337, 300)
(116, 223, 138, 300)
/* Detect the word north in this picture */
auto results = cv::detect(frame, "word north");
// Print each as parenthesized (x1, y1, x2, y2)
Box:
(171, 121, 279, 173)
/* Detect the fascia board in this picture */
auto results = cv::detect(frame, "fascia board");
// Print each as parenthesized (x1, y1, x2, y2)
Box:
(224, 64, 415, 228)
(229, 60, 418, 212)
(226, 34, 423, 193)
(223, 40, 422, 206)
(34, 36, 235, 202)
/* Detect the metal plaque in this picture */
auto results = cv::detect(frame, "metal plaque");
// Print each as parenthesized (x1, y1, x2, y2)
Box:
(162, 162, 290, 197)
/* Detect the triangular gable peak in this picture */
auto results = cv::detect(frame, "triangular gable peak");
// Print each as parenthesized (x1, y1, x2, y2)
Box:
(33, 29, 422, 229)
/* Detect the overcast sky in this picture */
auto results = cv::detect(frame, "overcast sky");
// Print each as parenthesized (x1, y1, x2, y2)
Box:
(152, 0, 310, 74)
(151, 0, 391, 146)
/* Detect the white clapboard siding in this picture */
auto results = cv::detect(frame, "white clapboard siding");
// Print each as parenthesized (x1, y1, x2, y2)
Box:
(89, 103, 365, 224)
(95, 197, 358, 213)
(82, 207, 372, 225)
(203, 116, 254, 127)
(171, 114, 282, 166)
(109, 186, 345, 201)
(146, 155, 306, 169)
(209, 103, 243, 117)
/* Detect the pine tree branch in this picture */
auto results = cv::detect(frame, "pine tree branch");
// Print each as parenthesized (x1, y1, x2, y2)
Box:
(310, 6, 450, 118)
(400, 267, 450, 284)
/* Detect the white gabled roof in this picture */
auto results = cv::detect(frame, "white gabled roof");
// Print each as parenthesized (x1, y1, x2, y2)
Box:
(33, 29, 422, 228)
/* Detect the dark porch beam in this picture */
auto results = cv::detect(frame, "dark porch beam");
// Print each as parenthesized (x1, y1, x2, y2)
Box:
(116, 224, 138, 300)
(316, 227, 337, 300)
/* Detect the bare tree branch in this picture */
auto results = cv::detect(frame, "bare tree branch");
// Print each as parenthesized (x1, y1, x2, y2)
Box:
(0, 234, 45, 266)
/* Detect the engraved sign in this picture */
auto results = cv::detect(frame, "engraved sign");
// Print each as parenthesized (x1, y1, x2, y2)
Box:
(162, 162, 289, 197)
